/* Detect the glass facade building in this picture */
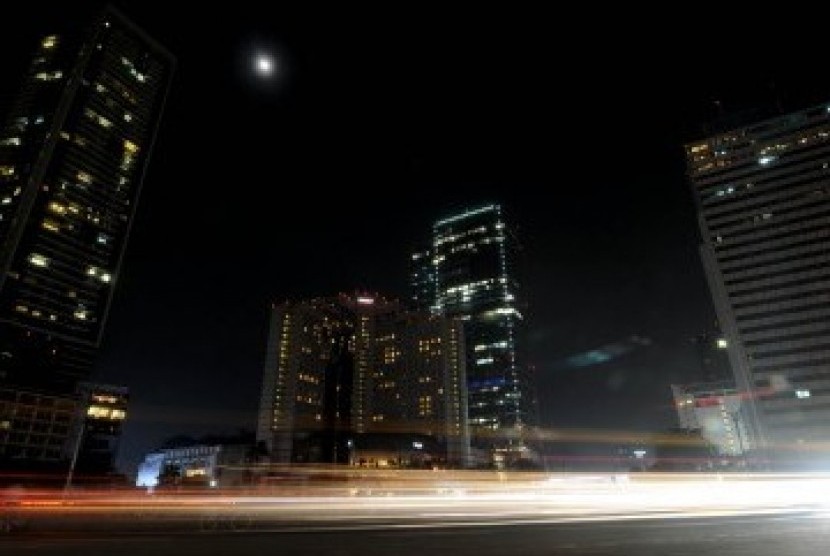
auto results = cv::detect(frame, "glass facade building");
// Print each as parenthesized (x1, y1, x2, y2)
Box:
(0, 7, 174, 394)
(424, 205, 533, 455)
(687, 103, 830, 462)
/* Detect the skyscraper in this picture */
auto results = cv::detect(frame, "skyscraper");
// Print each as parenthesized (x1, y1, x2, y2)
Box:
(256, 293, 469, 466)
(686, 103, 830, 463)
(0, 7, 174, 393)
(425, 204, 533, 460)
(409, 246, 435, 312)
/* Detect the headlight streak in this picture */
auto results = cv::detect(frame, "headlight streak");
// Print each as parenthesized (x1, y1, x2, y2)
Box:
(5, 471, 830, 533)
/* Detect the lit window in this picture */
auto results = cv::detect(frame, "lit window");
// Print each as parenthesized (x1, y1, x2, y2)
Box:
(34, 71, 62, 81)
(111, 409, 126, 420)
(124, 140, 140, 154)
(716, 338, 728, 349)
(87, 405, 111, 418)
(96, 233, 109, 245)
(73, 307, 88, 320)
(124, 113, 132, 122)
(0, 165, 15, 177)
(28, 253, 49, 267)
(76, 171, 92, 184)
(0, 137, 21, 146)
(1, 197, 10, 205)
(84, 108, 111, 128)
(48, 201, 67, 215)
(41, 36, 58, 49)
(796, 390, 811, 399)
(41, 219, 59, 232)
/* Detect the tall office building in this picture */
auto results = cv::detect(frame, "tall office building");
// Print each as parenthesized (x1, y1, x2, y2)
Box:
(686, 103, 830, 461)
(409, 246, 435, 312)
(0, 7, 174, 394)
(256, 293, 469, 466)
(424, 205, 533, 458)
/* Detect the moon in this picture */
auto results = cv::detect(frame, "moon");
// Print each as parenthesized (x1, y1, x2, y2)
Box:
(253, 53, 276, 78)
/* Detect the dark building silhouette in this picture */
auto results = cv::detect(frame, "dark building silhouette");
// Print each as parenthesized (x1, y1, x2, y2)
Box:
(409, 246, 435, 312)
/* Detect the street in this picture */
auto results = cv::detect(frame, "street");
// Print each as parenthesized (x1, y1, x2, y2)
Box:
(3, 511, 830, 555)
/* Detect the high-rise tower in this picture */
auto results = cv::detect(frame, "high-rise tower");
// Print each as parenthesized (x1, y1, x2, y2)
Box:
(686, 103, 830, 464)
(0, 7, 174, 393)
(428, 205, 533, 457)
(256, 294, 470, 466)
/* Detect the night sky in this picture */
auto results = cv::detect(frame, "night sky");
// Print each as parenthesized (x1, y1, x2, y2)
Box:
(4, 4, 830, 472)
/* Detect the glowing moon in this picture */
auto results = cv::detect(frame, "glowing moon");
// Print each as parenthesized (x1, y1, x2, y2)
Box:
(254, 53, 275, 77)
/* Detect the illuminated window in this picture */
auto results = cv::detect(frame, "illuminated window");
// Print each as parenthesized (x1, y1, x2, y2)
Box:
(28, 253, 49, 267)
(73, 307, 88, 320)
(111, 409, 126, 420)
(84, 108, 111, 128)
(123, 140, 140, 154)
(48, 201, 67, 215)
(87, 405, 111, 418)
(41, 35, 58, 49)
(34, 71, 62, 81)
(76, 171, 92, 184)
(41, 219, 59, 232)
(0, 165, 15, 176)
(0, 137, 21, 146)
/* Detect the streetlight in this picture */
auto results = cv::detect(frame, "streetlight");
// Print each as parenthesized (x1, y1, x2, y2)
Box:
(64, 417, 86, 493)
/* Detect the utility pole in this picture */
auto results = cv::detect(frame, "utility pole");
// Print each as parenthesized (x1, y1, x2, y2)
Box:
(64, 415, 86, 493)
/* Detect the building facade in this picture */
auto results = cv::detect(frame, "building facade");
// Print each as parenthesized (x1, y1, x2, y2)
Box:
(70, 382, 128, 474)
(671, 381, 751, 457)
(0, 7, 174, 394)
(0, 386, 75, 469)
(425, 205, 533, 457)
(136, 442, 251, 489)
(0, 381, 126, 479)
(687, 103, 830, 462)
(256, 293, 469, 467)
(409, 246, 435, 312)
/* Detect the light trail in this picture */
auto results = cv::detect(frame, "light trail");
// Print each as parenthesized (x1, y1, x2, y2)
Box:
(4, 471, 830, 534)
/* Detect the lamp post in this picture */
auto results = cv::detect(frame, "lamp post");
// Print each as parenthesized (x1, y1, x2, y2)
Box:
(64, 412, 86, 493)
